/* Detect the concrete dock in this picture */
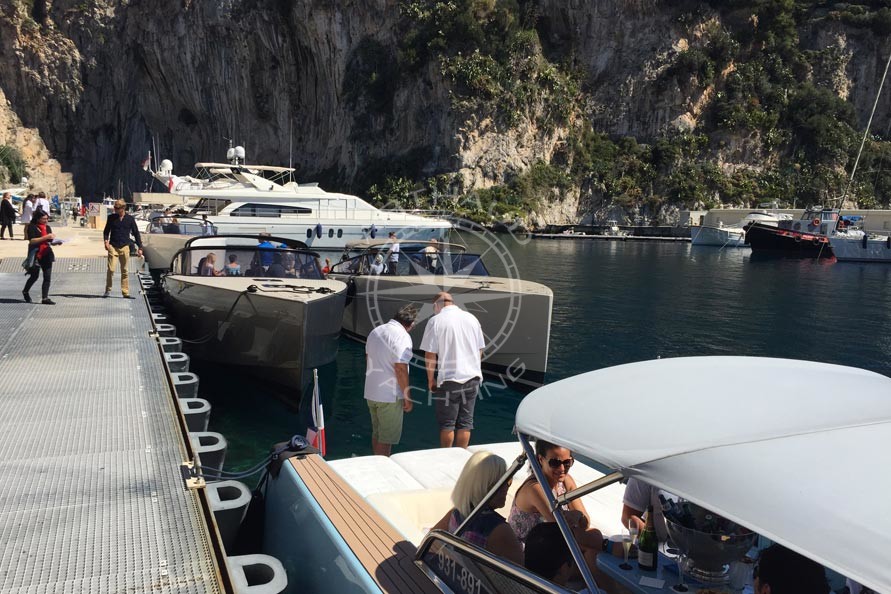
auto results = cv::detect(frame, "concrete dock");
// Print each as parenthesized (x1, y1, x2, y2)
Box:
(0, 253, 226, 592)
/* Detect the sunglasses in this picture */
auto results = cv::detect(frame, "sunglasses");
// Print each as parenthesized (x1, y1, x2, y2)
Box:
(544, 457, 574, 470)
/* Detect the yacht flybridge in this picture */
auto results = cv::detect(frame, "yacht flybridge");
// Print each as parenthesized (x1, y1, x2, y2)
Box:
(151, 146, 452, 248)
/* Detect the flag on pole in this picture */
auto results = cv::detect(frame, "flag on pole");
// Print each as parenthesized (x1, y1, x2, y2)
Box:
(305, 369, 326, 456)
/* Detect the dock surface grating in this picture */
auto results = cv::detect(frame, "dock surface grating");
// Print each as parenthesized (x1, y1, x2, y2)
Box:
(0, 265, 222, 593)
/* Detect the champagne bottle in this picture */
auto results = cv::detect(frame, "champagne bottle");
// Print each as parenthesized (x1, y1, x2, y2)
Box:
(637, 505, 659, 571)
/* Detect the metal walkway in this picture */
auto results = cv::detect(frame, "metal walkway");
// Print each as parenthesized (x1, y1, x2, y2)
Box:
(0, 258, 224, 593)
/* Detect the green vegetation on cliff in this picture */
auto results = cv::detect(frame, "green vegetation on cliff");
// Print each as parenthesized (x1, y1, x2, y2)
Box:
(0, 146, 27, 186)
(365, 0, 891, 223)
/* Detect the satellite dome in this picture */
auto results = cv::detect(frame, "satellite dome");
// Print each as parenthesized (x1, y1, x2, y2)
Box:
(226, 148, 235, 161)
(234, 146, 245, 159)
(160, 159, 173, 174)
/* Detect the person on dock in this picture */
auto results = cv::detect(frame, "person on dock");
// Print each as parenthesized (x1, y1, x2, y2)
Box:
(421, 291, 485, 448)
(1, 192, 17, 239)
(364, 304, 418, 456)
(102, 199, 143, 298)
(35, 191, 50, 216)
(23, 210, 57, 305)
(20, 194, 36, 234)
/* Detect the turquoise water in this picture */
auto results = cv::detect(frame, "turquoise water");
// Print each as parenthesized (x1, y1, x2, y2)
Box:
(195, 233, 891, 470)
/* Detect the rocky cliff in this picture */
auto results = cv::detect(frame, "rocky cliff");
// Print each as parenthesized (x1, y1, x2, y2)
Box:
(0, 0, 888, 224)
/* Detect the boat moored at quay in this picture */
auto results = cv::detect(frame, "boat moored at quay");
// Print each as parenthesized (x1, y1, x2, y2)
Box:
(744, 206, 838, 258)
(327, 239, 554, 392)
(151, 146, 452, 249)
(255, 356, 891, 593)
(161, 235, 347, 402)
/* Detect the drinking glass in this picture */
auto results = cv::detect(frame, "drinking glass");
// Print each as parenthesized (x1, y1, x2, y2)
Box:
(671, 552, 688, 592)
(619, 527, 633, 570)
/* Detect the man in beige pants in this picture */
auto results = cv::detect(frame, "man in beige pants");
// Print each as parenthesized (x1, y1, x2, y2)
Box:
(102, 199, 143, 298)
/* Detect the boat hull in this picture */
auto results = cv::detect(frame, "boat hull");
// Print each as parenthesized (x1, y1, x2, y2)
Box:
(691, 225, 746, 247)
(162, 276, 346, 402)
(745, 222, 834, 258)
(143, 232, 191, 271)
(329, 274, 553, 392)
(829, 233, 891, 262)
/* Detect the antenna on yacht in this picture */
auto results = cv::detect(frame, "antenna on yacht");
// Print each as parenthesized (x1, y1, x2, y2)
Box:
(288, 115, 294, 184)
(840, 49, 891, 206)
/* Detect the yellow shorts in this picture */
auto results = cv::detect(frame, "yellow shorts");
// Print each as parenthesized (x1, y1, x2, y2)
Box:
(367, 400, 404, 445)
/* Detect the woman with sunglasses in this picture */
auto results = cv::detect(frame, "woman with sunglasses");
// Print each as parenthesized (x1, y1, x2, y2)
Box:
(508, 440, 604, 555)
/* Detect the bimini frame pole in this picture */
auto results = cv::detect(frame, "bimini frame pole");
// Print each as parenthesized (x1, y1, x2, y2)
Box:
(520, 434, 601, 594)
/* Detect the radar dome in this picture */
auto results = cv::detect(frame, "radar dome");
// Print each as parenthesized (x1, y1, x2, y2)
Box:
(160, 159, 173, 174)
(234, 146, 245, 159)
(226, 148, 235, 161)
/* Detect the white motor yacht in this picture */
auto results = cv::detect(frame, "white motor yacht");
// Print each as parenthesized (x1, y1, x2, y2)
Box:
(161, 235, 347, 402)
(257, 356, 891, 593)
(327, 239, 554, 392)
(151, 146, 452, 249)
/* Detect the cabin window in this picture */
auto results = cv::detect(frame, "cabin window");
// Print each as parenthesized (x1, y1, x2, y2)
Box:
(328, 229, 334, 238)
(306, 228, 312, 239)
(337, 229, 343, 238)
(231, 203, 312, 218)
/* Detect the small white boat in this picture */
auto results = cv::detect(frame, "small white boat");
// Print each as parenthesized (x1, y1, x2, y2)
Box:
(829, 228, 891, 262)
(161, 235, 347, 401)
(327, 239, 554, 391)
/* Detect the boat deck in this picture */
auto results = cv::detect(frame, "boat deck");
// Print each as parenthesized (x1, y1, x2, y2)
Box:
(0, 258, 224, 593)
(289, 454, 440, 594)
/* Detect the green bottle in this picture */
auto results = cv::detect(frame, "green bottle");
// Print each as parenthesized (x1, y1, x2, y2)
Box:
(637, 505, 658, 571)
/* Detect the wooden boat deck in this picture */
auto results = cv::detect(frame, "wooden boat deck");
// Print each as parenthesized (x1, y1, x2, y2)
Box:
(289, 454, 441, 593)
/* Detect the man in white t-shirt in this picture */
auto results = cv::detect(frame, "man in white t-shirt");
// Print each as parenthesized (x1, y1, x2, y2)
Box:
(420, 291, 485, 448)
(364, 304, 418, 456)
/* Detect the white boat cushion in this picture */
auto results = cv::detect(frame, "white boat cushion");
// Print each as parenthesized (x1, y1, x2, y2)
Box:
(328, 455, 425, 497)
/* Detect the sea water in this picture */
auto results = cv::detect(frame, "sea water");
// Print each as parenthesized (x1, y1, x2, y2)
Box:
(197, 232, 891, 469)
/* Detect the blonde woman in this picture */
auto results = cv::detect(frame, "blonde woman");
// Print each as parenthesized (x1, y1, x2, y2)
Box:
(432, 451, 523, 565)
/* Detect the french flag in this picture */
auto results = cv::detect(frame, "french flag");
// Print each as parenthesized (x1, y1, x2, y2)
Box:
(305, 369, 326, 456)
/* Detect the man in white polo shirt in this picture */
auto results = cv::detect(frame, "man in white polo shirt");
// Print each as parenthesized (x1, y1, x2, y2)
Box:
(364, 304, 418, 456)
(421, 291, 485, 448)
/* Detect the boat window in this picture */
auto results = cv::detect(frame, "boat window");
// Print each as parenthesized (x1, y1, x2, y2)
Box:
(148, 218, 216, 236)
(191, 198, 231, 215)
(330, 255, 364, 275)
(328, 229, 334, 238)
(174, 247, 324, 280)
(230, 203, 313, 218)
(306, 228, 313, 239)
(337, 229, 343, 238)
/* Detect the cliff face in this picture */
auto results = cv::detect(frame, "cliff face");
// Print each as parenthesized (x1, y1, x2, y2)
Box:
(0, 0, 888, 222)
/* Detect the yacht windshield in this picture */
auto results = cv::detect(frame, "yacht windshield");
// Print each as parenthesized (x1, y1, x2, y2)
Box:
(330, 251, 489, 276)
(173, 247, 324, 279)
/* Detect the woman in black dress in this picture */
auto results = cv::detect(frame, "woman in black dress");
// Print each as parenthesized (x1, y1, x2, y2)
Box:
(0, 193, 17, 239)
(23, 211, 57, 304)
